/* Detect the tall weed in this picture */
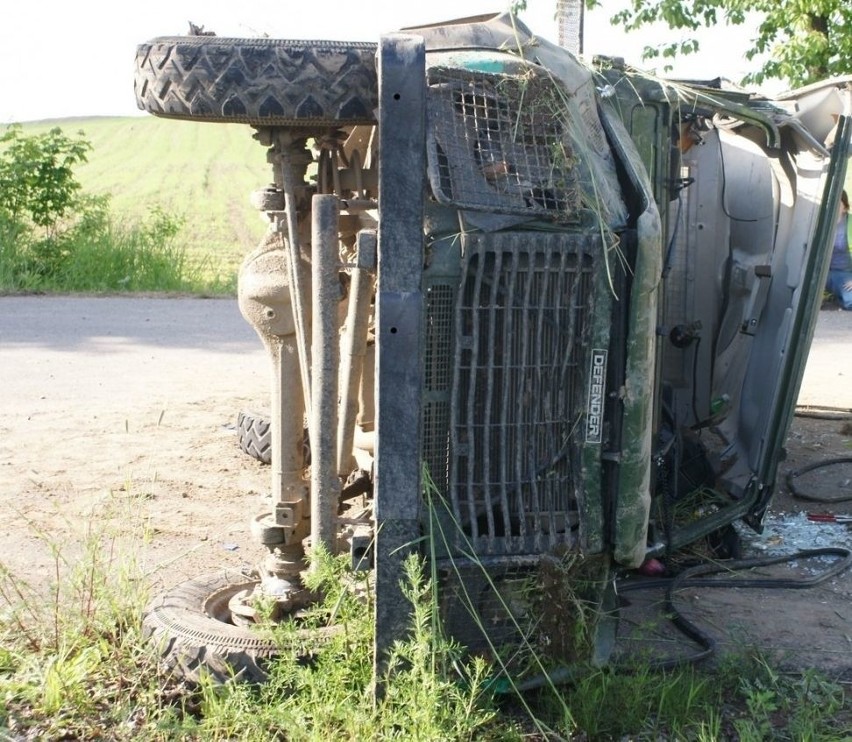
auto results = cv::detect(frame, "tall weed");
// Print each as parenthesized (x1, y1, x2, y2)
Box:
(0, 198, 233, 295)
(0, 490, 175, 740)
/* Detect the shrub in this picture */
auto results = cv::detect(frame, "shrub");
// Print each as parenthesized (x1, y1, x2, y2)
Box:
(0, 125, 212, 294)
(0, 124, 90, 232)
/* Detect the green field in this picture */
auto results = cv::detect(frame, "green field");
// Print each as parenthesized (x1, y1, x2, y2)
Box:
(20, 116, 271, 284)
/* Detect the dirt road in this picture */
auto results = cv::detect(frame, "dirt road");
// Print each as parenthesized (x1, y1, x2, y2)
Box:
(1, 295, 850, 675)
(799, 307, 852, 409)
(0, 296, 270, 590)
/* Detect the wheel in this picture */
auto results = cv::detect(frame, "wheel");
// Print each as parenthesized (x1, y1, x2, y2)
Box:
(142, 571, 278, 683)
(143, 571, 335, 683)
(134, 36, 378, 126)
(237, 410, 271, 465)
(236, 411, 311, 466)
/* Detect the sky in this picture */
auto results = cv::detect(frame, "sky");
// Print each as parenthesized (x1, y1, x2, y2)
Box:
(0, 0, 768, 124)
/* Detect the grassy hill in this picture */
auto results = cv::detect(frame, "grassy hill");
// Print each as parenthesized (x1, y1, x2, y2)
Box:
(20, 116, 271, 286)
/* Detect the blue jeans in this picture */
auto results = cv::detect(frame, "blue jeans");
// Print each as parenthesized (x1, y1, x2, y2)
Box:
(826, 270, 852, 310)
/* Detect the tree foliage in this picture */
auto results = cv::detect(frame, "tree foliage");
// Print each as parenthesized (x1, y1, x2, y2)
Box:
(590, 0, 852, 87)
(0, 125, 91, 230)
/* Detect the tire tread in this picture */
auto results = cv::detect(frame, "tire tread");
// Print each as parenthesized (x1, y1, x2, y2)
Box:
(237, 410, 271, 465)
(134, 36, 378, 126)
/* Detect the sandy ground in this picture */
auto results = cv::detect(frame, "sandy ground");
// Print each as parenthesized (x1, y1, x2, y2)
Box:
(0, 296, 271, 592)
(799, 307, 852, 409)
(1, 295, 850, 676)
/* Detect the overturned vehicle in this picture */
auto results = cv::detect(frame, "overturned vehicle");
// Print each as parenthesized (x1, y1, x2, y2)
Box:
(134, 12, 852, 680)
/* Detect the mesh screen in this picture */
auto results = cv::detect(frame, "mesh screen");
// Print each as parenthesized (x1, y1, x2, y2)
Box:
(426, 67, 581, 221)
(422, 283, 456, 494)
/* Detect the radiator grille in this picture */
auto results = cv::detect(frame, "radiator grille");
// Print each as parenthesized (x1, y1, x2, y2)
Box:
(425, 68, 580, 221)
(423, 233, 598, 556)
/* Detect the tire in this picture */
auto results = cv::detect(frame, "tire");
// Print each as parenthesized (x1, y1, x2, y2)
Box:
(134, 36, 378, 126)
(143, 571, 335, 683)
(142, 571, 278, 683)
(237, 410, 271, 465)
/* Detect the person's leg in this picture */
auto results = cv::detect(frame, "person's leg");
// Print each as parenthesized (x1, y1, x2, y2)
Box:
(842, 274, 852, 310)
(828, 270, 852, 309)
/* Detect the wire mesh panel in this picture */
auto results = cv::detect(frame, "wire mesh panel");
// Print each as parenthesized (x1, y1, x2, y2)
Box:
(422, 283, 456, 495)
(425, 67, 581, 221)
(433, 232, 599, 557)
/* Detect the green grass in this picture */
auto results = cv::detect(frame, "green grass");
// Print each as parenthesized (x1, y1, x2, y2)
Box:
(2, 507, 850, 740)
(16, 116, 270, 285)
(0, 200, 230, 294)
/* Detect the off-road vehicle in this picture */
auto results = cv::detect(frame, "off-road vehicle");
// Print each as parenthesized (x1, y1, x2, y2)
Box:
(133, 11, 852, 682)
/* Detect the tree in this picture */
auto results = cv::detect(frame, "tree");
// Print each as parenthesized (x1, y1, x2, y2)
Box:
(0, 125, 91, 232)
(588, 0, 852, 87)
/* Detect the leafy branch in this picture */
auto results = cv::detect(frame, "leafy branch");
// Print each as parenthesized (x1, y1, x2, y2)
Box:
(586, 0, 852, 87)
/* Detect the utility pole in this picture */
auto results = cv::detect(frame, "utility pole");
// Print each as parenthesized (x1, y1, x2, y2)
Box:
(556, 0, 585, 55)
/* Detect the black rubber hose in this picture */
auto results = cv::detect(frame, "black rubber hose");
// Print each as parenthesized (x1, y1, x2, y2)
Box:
(513, 547, 852, 690)
(620, 547, 852, 670)
(786, 457, 852, 503)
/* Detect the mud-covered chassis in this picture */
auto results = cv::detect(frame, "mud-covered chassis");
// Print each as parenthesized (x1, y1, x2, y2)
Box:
(136, 33, 431, 679)
(135, 13, 852, 681)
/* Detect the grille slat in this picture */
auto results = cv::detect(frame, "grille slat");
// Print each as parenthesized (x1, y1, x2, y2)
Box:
(499, 249, 520, 552)
(534, 263, 552, 548)
(463, 249, 486, 541)
(482, 249, 505, 541)
(516, 255, 534, 546)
